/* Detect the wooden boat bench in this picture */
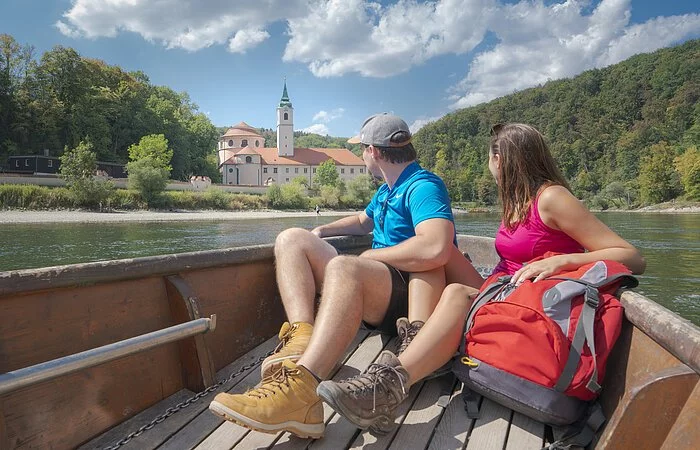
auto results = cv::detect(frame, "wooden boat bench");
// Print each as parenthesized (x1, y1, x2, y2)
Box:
(82, 329, 549, 450)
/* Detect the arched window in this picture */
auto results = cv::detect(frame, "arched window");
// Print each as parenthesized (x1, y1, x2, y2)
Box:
(228, 140, 234, 147)
(242, 139, 248, 147)
(228, 168, 233, 173)
(255, 140, 260, 147)
(284, 112, 288, 120)
(245, 156, 252, 163)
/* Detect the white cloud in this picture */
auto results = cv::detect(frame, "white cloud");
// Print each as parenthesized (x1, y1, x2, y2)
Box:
(312, 108, 345, 123)
(228, 28, 270, 53)
(448, 0, 700, 109)
(301, 124, 330, 135)
(57, 0, 700, 109)
(56, 0, 308, 52)
(410, 115, 442, 133)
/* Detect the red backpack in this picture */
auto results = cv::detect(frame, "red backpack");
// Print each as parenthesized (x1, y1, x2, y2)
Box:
(453, 254, 637, 447)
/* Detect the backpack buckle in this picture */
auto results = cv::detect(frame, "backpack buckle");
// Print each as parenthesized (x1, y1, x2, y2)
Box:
(460, 356, 479, 368)
(584, 287, 599, 308)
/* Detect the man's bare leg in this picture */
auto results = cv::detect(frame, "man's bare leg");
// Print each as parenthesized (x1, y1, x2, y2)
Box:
(274, 228, 339, 324)
(297, 255, 393, 379)
(407, 267, 445, 323)
(399, 283, 479, 385)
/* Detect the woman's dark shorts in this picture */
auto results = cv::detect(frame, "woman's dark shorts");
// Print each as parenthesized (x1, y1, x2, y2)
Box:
(361, 263, 409, 336)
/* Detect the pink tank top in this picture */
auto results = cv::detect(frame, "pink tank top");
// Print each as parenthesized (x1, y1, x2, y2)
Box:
(493, 195, 584, 275)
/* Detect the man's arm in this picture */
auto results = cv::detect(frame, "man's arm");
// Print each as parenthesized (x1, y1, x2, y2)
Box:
(359, 217, 454, 272)
(312, 211, 374, 238)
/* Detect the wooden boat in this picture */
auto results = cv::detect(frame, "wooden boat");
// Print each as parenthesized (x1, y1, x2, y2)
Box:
(0, 234, 698, 449)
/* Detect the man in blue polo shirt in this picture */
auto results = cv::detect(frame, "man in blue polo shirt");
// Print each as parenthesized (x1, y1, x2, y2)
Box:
(209, 113, 482, 438)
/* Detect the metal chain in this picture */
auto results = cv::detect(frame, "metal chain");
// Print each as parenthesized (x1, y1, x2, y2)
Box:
(104, 350, 273, 450)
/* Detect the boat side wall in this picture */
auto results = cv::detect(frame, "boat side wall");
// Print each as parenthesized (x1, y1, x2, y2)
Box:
(0, 235, 371, 450)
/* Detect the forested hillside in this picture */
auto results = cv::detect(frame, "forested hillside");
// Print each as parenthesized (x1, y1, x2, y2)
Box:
(0, 34, 220, 181)
(413, 39, 699, 207)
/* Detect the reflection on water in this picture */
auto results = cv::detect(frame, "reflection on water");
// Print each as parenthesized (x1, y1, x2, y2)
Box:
(1, 212, 698, 324)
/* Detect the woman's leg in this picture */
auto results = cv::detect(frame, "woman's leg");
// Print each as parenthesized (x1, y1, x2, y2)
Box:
(398, 283, 479, 386)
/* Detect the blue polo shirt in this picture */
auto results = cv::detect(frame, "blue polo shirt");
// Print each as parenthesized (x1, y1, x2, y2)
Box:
(365, 162, 455, 249)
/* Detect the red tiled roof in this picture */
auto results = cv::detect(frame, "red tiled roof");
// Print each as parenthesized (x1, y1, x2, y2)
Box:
(222, 148, 363, 166)
(222, 121, 263, 137)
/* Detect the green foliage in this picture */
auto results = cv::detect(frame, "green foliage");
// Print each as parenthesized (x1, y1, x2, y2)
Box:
(0, 35, 218, 181)
(314, 159, 340, 187)
(638, 142, 682, 204)
(125, 157, 169, 206)
(344, 174, 377, 207)
(266, 184, 283, 208)
(128, 134, 173, 172)
(59, 140, 114, 208)
(675, 146, 700, 200)
(265, 182, 308, 209)
(412, 39, 700, 206)
(319, 185, 342, 208)
(0, 185, 72, 209)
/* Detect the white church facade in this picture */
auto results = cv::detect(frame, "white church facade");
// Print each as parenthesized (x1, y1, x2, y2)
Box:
(218, 83, 366, 186)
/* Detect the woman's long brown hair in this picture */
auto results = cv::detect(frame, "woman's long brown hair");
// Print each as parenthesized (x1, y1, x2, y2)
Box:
(490, 123, 570, 229)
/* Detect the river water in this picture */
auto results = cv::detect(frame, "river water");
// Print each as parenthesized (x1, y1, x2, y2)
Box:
(1, 212, 697, 325)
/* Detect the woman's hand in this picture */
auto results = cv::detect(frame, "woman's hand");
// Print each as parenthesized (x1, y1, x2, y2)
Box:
(510, 254, 577, 285)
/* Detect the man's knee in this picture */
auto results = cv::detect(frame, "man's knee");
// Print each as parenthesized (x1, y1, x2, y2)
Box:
(325, 255, 361, 279)
(275, 228, 320, 255)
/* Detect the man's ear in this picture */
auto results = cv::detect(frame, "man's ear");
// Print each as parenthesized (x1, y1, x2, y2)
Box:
(369, 145, 381, 160)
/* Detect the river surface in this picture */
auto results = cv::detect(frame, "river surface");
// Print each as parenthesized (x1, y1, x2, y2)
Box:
(1, 212, 698, 325)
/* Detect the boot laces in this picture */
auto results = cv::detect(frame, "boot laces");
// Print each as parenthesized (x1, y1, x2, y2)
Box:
(248, 365, 300, 398)
(344, 363, 406, 413)
(398, 321, 423, 354)
(273, 323, 298, 353)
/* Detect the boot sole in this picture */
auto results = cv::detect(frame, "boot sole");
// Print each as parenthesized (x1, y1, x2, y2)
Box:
(316, 382, 393, 432)
(209, 400, 324, 439)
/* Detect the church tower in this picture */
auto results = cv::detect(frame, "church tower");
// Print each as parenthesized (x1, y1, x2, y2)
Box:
(276, 80, 294, 156)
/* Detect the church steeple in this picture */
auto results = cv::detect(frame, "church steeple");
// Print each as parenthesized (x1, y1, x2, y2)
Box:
(279, 79, 292, 107)
(277, 78, 294, 156)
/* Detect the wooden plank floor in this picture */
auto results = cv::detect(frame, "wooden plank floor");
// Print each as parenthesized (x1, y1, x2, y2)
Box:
(85, 331, 547, 450)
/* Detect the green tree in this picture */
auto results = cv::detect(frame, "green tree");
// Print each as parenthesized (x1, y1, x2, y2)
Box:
(313, 159, 340, 187)
(638, 142, 682, 204)
(59, 140, 113, 208)
(127, 134, 173, 172)
(125, 157, 169, 207)
(675, 146, 700, 200)
(345, 174, 377, 206)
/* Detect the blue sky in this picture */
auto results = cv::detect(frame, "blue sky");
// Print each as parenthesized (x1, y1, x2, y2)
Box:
(1, 0, 699, 137)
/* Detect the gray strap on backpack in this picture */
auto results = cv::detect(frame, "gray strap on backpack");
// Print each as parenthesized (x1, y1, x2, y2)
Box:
(544, 402, 606, 450)
(554, 285, 601, 393)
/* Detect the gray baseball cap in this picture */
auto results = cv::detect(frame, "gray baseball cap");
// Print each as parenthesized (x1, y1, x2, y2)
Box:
(347, 113, 412, 147)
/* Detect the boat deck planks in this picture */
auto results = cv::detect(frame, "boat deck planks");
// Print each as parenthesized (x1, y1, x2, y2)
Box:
(92, 329, 548, 450)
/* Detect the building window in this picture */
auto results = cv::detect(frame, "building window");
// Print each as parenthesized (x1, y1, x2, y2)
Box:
(263, 167, 268, 173)
(360, 168, 364, 173)
(255, 140, 260, 147)
(304, 168, 308, 173)
(245, 156, 252, 163)
(48, 160, 53, 168)
(228, 168, 233, 173)
(15, 160, 19, 167)
(25, 159, 29, 167)
(350, 168, 354, 174)
(286, 178, 289, 182)
(228, 140, 234, 147)
(242, 139, 248, 147)
(273, 168, 278, 173)
(341, 168, 345, 174)
(313, 168, 316, 173)
(286, 168, 289, 173)
(284, 112, 288, 120)
(295, 168, 299, 173)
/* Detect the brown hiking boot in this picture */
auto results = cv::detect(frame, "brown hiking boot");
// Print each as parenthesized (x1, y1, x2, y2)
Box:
(396, 317, 453, 379)
(316, 350, 409, 434)
(261, 321, 313, 379)
(209, 360, 324, 439)
(396, 317, 424, 355)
